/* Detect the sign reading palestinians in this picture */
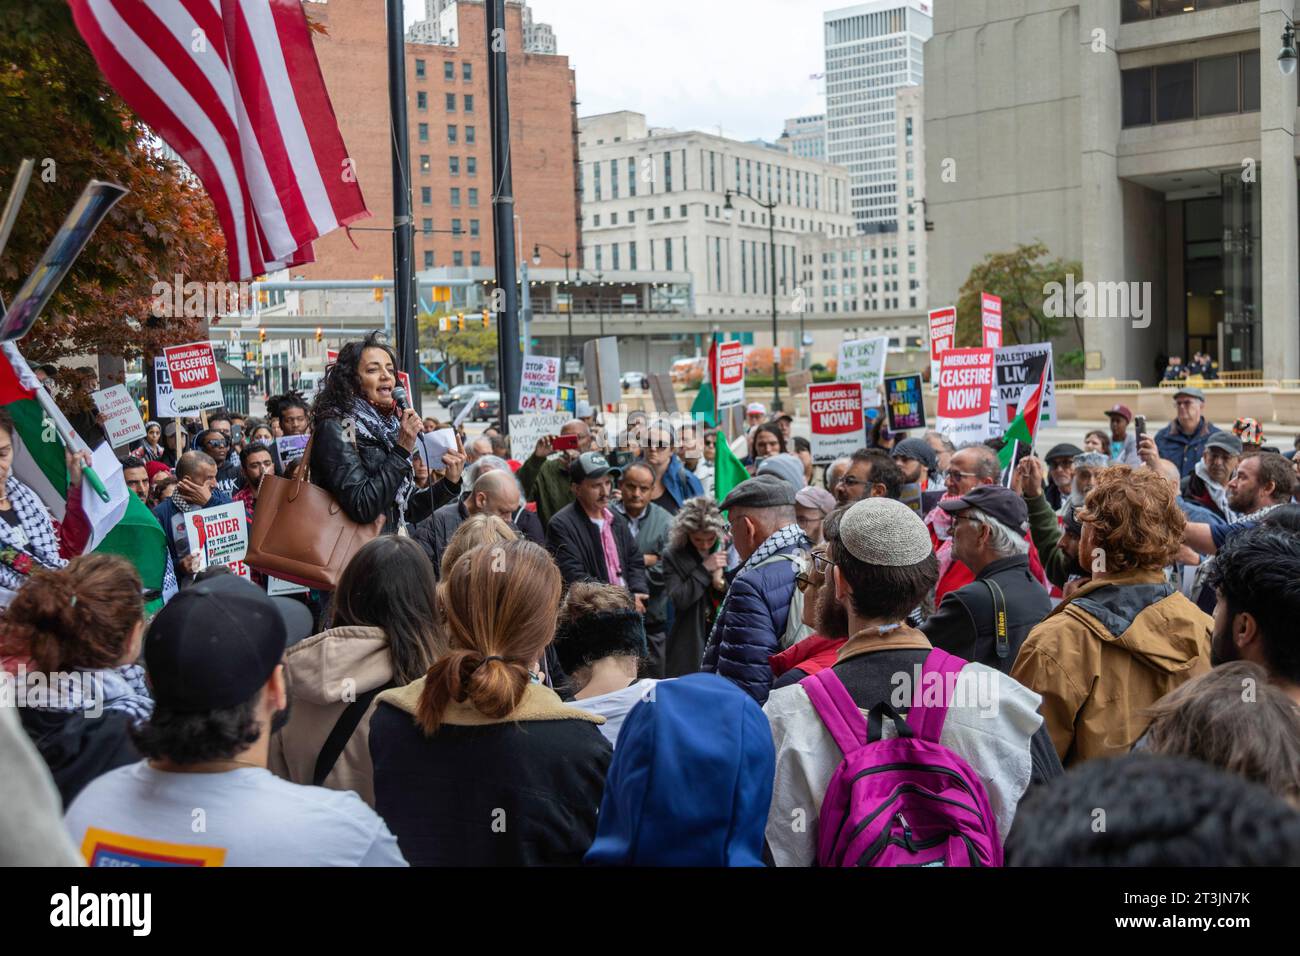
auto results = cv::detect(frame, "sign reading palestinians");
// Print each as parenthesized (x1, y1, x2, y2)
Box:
(163, 342, 224, 413)
(836, 337, 888, 406)
(519, 355, 561, 413)
(153, 356, 179, 418)
(715, 341, 746, 409)
(928, 307, 957, 385)
(508, 412, 573, 463)
(937, 348, 998, 444)
(995, 343, 1056, 429)
(981, 293, 1003, 349)
(809, 381, 865, 462)
(183, 502, 248, 573)
(884, 374, 927, 432)
(91, 384, 145, 447)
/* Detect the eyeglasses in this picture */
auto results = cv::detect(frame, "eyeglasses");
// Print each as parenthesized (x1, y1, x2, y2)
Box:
(811, 551, 836, 575)
(203, 438, 229, 448)
(837, 476, 868, 489)
(944, 469, 978, 481)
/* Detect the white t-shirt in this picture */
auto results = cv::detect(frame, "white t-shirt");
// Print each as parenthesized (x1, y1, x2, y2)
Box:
(569, 678, 660, 747)
(64, 763, 407, 867)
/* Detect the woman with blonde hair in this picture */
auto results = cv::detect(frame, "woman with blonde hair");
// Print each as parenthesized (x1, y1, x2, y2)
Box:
(369, 539, 611, 865)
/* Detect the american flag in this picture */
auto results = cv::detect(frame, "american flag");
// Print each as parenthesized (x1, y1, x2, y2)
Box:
(68, 0, 371, 280)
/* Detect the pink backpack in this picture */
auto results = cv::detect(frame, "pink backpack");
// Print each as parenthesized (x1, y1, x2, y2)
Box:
(801, 648, 1003, 867)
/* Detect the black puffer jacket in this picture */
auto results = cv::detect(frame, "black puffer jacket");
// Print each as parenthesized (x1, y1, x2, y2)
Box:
(309, 416, 414, 533)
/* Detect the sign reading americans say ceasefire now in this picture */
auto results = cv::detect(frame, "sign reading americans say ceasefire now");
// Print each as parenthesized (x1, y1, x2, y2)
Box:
(163, 341, 224, 413)
(937, 348, 999, 443)
(715, 341, 746, 408)
(809, 381, 865, 462)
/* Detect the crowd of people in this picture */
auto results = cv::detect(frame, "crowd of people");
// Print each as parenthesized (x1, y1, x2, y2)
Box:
(3, 332, 1300, 868)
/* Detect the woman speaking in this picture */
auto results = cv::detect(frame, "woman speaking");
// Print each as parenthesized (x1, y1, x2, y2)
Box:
(309, 334, 427, 533)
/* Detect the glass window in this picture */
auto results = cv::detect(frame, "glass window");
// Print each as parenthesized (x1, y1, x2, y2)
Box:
(1241, 50, 1260, 112)
(1122, 67, 1153, 127)
(451, 219, 462, 235)
(1155, 61, 1195, 123)
(450, 188, 461, 206)
(628, 158, 637, 197)
(422, 217, 433, 234)
(465, 126, 476, 144)
(470, 220, 480, 237)
(447, 125, 458, 144)
(444, 62, 454, 81)
(449, 156, 459, 176)
(464, 94, 474, 113)
(417, 91, 427, 110)
(462, 62, 472, 82)
(467, 156, 477, 176)
(445, 93, 456, 112)
(419, 154, 431, 173)
(453, 251, 463, 267)
(471, 251, 481, 266)
(468, 188, 478, 207)
(680, 205, 687, 217)
(415, 59, 426, 78)
(1198, 55, 1239, 117)
(1121, 0, 1152, 21)
(421, 186, 431, 204)
(424, 250, 433, 268)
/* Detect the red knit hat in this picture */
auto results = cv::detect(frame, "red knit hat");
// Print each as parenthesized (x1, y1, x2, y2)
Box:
(144, 460, 173, 480)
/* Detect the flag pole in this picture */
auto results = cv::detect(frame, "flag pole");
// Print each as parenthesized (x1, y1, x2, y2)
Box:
(386, 0, 419, 414)
(488, 0, 522, 432)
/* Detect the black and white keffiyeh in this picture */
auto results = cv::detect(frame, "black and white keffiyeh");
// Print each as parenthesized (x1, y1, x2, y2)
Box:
(703, 522, 812, 650)
(346, 397, 414, 528)
(0, 475, 66, 597)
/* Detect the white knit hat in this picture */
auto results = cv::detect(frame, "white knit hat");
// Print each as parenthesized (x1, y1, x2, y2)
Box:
(839, 498, 933, 567)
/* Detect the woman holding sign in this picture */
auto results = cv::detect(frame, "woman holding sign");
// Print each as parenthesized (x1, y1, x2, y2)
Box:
(310, 334, 465, 534)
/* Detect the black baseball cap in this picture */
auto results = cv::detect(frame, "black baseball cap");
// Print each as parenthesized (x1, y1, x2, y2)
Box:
(1044, 443, 1083, 464)
(144, 575, 287, 711)
(569, 451, 621, 484)
(939, 485, 1030, 534)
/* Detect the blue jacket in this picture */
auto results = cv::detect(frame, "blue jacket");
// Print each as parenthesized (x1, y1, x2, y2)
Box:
(1155, 417, 1220, 479)
(585, 674, 774, 867)
(153, 491, 234, 565)
(662, 454, 704, 510)
(701, 538, 803, 704)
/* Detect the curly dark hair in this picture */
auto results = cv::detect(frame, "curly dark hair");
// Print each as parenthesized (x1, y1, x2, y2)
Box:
(130, 697, 262, 764)
(311, 331, 398, 422)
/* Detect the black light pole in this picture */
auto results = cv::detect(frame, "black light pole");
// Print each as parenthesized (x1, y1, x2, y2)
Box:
(533, 243, 574, 380)
(487, 0, 522, 427)
(385, 0, 418, 412)
(725, 189, 781, 412)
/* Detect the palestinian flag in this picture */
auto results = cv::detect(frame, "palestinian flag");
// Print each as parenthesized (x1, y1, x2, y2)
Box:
(997, 360, 1048, 472)
(0, 344, 167, 603)
(713, 429, 751, 509)
(690, 337, 720, 428)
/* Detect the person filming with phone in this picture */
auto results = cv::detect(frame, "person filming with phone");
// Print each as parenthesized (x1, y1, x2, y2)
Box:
(518, 419, 594, 529)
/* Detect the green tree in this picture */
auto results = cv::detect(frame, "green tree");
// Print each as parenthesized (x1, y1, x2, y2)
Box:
(418, 310, 499, 380)
(955, 242, 1085, 374)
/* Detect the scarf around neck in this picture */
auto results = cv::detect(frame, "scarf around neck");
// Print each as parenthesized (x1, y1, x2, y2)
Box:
(348, 396, 401, 450)
(1195, 459, 1234, 518)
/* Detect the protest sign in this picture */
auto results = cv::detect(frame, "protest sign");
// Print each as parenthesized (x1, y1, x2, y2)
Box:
(183, 501, 248, 573)
(786, 370, 813, 397)
(884, 374, 927, 433)
(153, 356, 179, 418)
(649, 373, 678, 413)
(276, 434, 310, 468)
(937, 348, 999, 444)
(715, 341, 745, 408)
(809, 381, 865, 462)
(995, 343, 1056, 428)
(837, 337, 888, 407)
(981, 293, 1003, 349)
(163, 341, 224, 414)
(556, 384, 577, 417)
(267, 575, 310, 596)
(508, 412, 572, 462)
(928, 307, 956, 385)
(519, 355, 560, 413)
(584, 337, 621, 410)
(417, 428, 457, 468)
(91, 384, 145, 447)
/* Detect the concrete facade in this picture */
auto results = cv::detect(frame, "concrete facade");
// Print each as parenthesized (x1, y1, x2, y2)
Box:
(925, 0, 1300, 384)
(779, 114, 829, 161)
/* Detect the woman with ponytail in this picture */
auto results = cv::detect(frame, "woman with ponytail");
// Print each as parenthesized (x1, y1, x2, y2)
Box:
(369, 539, 611, 866)
(2, 553, 148, 805)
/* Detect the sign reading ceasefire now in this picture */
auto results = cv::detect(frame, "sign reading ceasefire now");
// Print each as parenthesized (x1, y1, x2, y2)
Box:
(809, 381, 865, 462)
(163, 341, 224, 414)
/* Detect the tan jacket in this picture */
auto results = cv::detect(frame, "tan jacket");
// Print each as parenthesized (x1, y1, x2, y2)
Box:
(269, 625, 394, 807)
(1011, 569, 1211, 766)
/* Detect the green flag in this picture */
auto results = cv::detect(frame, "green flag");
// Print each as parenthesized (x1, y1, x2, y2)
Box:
(714, 431, 751, 507)
(690, 380, 716, 428)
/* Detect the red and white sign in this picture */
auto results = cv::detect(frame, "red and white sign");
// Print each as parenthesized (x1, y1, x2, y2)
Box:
(981, 293, 1003, 349)
(326, 349, 339, 367)
(937, 348, 999, 444)
(715, 341, 746, 408)
(163, 341, 224, 414)
(184, 502, 248, 573)
(928, 306, 957, 384)
(397, 371, 412, 401)
(91, 384, 146, 447)
(809, 381, 865, 462)
(519, 355, 561, 413)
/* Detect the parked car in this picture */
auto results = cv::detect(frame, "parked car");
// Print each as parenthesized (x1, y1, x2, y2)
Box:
(468, 391, 501, 422)
(438, 383, 480, 409)
(621, 372, 648, 391)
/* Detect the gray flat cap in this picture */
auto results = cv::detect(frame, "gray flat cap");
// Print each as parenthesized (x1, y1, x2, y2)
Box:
(756, 453, 807, 491)
(719, 474, 796, 512)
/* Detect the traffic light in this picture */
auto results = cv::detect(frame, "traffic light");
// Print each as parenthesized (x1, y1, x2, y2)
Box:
(315, 327, 323, 343)
(457, 313, 465, 331)
(258, 328, 266, 344)
(482, 310, 490, 328)
(373, 275, 384, 302)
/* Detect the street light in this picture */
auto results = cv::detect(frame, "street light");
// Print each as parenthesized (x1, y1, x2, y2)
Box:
(725, 188, 782, 412)
(532, 242, 575, 380)
(1280, 22, 1297, 76)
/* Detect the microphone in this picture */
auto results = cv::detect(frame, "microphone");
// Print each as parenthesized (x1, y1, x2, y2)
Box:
(392, 386, 409, 413)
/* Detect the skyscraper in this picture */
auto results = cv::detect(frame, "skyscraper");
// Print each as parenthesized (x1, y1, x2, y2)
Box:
(407, 0, 558, 54)
(824, 0, 931, 233)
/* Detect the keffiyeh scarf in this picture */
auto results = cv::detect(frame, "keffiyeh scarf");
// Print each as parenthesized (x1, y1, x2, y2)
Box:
(704, 522, 811, 650)
(347, 397, 415, 529)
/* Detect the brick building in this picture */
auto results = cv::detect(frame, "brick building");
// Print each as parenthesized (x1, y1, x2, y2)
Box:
(298, 0, 580, 283)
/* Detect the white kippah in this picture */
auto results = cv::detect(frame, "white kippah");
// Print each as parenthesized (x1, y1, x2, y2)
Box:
(839, 497, 933, 567)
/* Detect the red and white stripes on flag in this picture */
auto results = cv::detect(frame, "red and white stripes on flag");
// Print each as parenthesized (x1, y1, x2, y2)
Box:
(68, 0, 370, 280)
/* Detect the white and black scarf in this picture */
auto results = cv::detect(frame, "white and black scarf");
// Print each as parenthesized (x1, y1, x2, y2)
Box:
(346, 398, 414, 529)
(0, 475, 66, 599)
(704, 522, 811, 649)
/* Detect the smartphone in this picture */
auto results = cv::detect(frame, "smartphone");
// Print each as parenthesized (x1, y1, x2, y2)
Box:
(552, 434, 580, 452)
(1134, 415, 1147, 441)
(230, 423, 244, 447)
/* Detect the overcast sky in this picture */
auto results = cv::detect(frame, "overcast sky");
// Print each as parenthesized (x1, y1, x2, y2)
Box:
(405, 0, 829, 141)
